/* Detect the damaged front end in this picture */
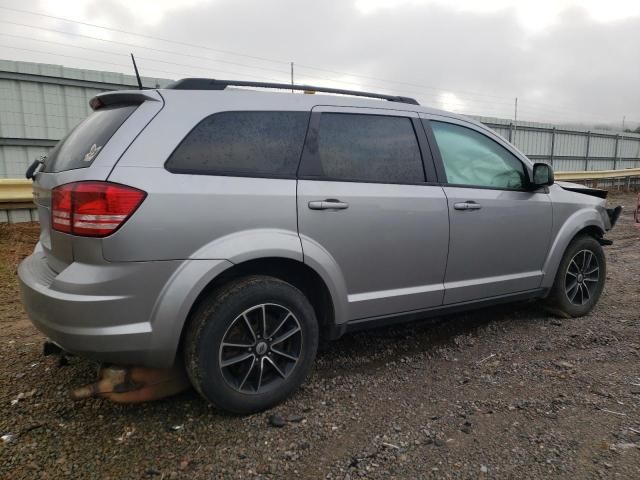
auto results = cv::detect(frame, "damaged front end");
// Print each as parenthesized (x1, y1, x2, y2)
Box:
(607, 205, 623, 230)
(557, 181, 623, 233)
(556, 181, 609, 200)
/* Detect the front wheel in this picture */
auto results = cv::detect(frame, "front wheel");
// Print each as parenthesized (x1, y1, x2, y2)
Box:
(545, 235, 606, 317)
(183, 276, 319, 414)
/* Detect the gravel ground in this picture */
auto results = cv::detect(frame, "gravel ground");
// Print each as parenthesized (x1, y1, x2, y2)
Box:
(1, 192, 639, 479)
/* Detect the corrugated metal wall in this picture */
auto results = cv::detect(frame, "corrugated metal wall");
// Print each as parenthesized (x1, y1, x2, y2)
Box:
(472, 116, 640, 172)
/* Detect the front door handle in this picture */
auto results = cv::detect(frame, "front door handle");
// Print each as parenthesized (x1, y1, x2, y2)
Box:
(454, 201, 482, 211)
(308, 199, 349, 210)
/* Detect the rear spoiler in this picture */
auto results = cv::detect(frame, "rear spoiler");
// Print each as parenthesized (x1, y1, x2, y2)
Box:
(89, 91, 160, 111)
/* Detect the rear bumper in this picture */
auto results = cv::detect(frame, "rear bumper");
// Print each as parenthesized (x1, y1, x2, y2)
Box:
(17, 244, 185, 366)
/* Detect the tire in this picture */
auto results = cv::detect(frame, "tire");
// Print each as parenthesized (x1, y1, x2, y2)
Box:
(183, 275, 319, 414)
(545, 235, 606, 317)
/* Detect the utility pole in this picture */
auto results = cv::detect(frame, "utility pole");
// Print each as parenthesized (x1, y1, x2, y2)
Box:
(290, 62, 294, 93)
(622, 115, 626, 131)
(513, 97, 518, 135)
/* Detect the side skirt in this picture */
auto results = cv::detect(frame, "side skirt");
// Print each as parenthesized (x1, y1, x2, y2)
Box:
(342, 288, 547, 335)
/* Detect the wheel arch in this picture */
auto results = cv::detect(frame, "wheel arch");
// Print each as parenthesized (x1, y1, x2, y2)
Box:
(541, 211, 606, 289)
(180, 257, 341, 350)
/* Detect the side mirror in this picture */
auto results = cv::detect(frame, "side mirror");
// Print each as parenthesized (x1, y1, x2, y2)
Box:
(531, 162, 554, 188)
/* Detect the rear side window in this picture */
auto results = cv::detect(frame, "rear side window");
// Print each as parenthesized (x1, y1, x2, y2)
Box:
(313, 113, 424, 184)
(166, 111, 310, 177)
(44, 104, 137, 173)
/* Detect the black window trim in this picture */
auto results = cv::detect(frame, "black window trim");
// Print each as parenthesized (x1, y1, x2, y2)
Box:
(298, 111, 438, 186)
(420, 118, 536, 192)
(164, 109, 312, 180)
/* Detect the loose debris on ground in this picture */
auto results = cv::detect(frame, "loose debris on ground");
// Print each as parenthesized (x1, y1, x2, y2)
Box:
(1, 192, 639, 479)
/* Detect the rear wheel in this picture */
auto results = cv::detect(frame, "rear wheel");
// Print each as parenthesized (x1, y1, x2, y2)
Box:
(183, 275, 318, 414)
(545, 235, 606, 317)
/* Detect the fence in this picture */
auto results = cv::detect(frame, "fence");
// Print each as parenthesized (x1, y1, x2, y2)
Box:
(472, 116, 640, 171)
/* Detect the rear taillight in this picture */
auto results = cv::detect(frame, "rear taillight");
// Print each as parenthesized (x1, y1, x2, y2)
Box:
(52, 181, 146, 237)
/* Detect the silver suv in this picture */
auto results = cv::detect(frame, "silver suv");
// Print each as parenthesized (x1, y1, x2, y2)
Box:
(18, 79, 620, 413)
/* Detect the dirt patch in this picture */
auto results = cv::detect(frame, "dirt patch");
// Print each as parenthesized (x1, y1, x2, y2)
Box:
(1, 194, 639, 479)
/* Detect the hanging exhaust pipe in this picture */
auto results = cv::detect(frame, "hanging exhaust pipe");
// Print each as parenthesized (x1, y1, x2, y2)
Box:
(71, 364, 190, 403)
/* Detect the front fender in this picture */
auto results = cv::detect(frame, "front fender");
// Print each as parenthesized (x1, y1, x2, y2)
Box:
(540, 208, 606, 289)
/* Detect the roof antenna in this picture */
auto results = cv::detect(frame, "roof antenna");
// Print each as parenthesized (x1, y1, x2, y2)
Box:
(130, 53, 143, 90)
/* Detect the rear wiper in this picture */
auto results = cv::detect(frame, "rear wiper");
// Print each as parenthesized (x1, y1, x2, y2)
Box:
(26, 155, 46, 180)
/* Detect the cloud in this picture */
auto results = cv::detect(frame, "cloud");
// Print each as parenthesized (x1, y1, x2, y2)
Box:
(0, 0, 638, 125)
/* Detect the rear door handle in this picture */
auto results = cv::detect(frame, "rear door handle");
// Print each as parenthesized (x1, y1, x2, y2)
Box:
(308, 199, 349, 210)
(454, 201, 482, 211)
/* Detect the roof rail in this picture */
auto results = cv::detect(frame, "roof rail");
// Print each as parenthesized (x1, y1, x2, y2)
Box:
(165, 78, 420, 106)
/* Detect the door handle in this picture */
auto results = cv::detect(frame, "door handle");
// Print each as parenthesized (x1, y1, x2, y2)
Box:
(308, 199, 349, 210)
(454, 201, 482, 211)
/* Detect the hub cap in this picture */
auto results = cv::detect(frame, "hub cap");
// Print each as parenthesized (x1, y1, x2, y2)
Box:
(565, 249, 600, 305)
(218, 304, 302, 394)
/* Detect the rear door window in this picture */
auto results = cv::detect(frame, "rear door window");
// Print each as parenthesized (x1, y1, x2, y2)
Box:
(165, 111, 310, 177)
(44, 104, 138, 173)
(310, 113, 425, 184)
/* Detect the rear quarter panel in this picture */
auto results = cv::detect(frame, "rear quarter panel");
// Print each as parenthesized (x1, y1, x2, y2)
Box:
(103, 168, 301, 262)
(104, 89, 310, 262)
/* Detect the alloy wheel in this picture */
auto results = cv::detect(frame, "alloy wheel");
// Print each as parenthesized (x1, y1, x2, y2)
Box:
(218, 303, 302, 394)
(565, 249, 600, 306)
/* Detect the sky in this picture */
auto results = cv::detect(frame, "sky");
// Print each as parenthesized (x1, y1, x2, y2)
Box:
(0, 0, 638, 127)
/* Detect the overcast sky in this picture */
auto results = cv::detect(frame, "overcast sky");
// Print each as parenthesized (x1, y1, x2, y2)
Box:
(0, 0, 638, 127)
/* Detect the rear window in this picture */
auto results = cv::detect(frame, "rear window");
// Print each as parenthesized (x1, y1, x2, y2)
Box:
(165, 111, 310, 177)
(44, 104, 137, 173)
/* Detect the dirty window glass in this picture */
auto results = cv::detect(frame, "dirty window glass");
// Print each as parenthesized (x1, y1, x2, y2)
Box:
(429, 121, 526, 190)
(166, 111, 310, 176)
(315, 113, 424, 184)
(44, 105, 137, 173)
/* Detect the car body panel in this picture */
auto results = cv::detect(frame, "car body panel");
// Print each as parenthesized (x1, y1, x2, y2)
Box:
(298, 179, 449, 320)
(418, 113, 554, 303)
(540, 183, 610, 289)
(104, 167, 300, 263)
(297, 105, 449, 321)
(442, 186, 553, 303)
